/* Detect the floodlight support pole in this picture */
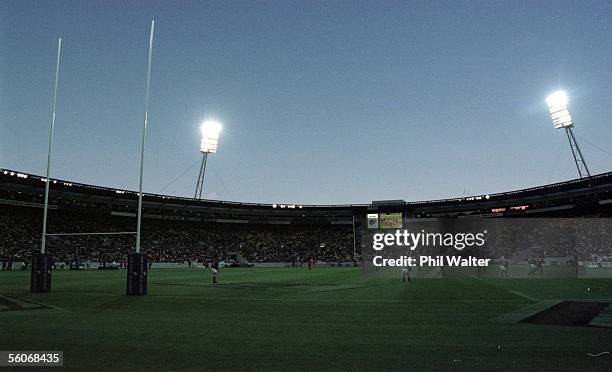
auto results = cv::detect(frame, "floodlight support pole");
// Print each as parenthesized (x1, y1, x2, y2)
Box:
(41, 37, 62, 254)
(564, 127, 590, 178)
(194, 154, 205, 198)
(135, 20, 155, 253)
(195, 153, 208, 199)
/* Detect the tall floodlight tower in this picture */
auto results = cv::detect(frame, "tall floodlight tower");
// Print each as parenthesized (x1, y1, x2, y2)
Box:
(194, 120, 222, 199)
(545, 90, 591, 178)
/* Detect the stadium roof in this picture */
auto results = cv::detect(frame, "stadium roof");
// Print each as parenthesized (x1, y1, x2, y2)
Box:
(2, 168, 612, 219)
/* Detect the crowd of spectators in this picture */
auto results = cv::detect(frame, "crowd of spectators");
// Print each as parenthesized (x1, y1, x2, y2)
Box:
(0, 206, 355, 265)
(482, 218, 612, 262)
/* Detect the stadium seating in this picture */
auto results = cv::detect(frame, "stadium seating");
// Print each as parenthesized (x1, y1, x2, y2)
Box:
(1, 168, 611, 266)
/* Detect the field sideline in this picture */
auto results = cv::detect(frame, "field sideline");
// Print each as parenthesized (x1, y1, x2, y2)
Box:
(1, 267, 611, 371)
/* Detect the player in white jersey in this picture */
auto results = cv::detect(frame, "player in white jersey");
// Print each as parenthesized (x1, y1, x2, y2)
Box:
(499, 261, 508, 278)
(402, 266, 411, 283)
(211, 260, 219, 283)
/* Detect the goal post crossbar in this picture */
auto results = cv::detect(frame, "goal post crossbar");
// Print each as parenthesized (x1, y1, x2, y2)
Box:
(44, 232, 137, 237)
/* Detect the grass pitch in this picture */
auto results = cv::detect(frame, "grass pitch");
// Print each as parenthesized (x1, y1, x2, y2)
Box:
(1, 267, 611, 371)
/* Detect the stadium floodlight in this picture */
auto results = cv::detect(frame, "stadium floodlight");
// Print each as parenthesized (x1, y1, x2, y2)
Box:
(545, 90, 590, 178)
(195, 120, 223, 199)
(546, 91, 573, 129)
(199, 120, 222, 154)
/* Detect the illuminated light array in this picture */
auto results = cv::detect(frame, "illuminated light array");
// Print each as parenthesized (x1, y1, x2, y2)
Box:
(546, 91, 573, 129)
(272, 204, 303, 209)
(200, 120, 222, 154)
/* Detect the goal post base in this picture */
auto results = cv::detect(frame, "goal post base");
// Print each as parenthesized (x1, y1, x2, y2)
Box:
(127, 253, 148, 296)
(31, 253, 53, 293)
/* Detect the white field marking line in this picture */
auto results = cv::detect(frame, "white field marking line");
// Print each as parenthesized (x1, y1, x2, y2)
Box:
(22, 292, 531, 303)
(586, 351, 610, 357)
(508, 290, 539, 301)
(0, 308, 65, 317)
(0, 295, 65, 316)
(149, 295, 527, 303)
(464, 278, 540, 302)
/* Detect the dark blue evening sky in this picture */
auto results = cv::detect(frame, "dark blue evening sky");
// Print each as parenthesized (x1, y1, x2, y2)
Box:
(1, 0, 611, 204)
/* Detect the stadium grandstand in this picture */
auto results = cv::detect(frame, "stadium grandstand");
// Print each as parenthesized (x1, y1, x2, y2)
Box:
(2, 168, 611, 269)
